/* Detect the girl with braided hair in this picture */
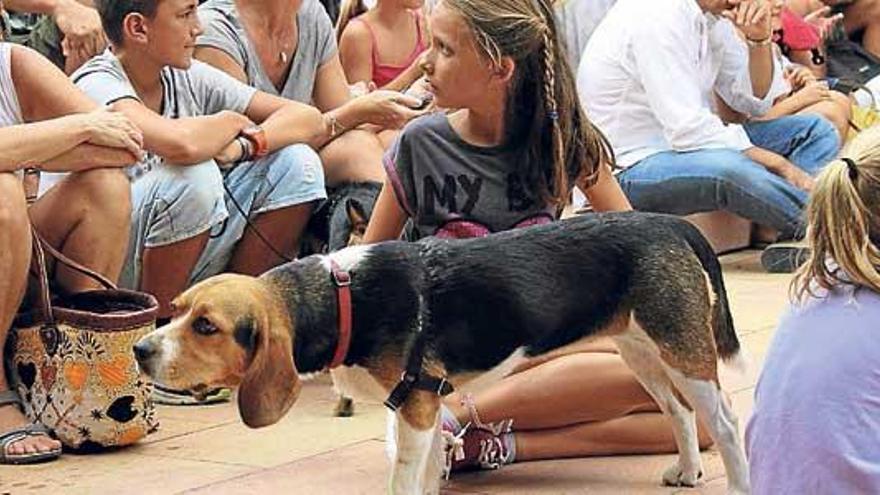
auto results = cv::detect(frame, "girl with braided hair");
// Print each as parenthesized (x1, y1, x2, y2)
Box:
(365, 0, 712, 474)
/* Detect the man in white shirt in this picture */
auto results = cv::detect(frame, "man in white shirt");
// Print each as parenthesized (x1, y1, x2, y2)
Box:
(578, 0, 839, 242)
(554, 0, 616, 71)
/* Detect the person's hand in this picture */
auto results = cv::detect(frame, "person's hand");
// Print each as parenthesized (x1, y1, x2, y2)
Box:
(214, 140, 244, 166)
(81, 108, 144, 160)
(784, 65, 817, 90)
(804, 5, 844, 41)
(53, 0, 107, 65)
(353, 90, 429, 129)
(724, 0, 773, 43)
(348, 80, 374, 99)
(793, 80, 832, 106)
(405, 76, 432, 99)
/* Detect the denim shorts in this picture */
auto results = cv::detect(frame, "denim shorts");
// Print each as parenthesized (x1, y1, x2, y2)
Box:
(119, 143, 326, 289)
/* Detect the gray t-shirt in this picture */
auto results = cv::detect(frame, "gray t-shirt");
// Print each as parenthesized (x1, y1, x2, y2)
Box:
(197, 0, 337, 103)
(71, 49, 257, 178)
(385, 113, 555, 240)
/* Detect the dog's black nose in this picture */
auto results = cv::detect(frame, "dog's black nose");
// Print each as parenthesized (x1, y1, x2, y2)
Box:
(132, 341, 155, 362)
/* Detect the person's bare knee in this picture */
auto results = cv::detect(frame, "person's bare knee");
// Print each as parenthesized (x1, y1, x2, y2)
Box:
(68, 168, 131, 226)
(35, 168, 132, 291)
(320, 130, 386, 185)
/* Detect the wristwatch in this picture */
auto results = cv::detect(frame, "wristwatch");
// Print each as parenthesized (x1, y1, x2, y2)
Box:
(239, 125, 268, 159)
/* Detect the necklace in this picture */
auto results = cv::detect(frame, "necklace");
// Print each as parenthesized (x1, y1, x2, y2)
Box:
(277, 36, 293, 64)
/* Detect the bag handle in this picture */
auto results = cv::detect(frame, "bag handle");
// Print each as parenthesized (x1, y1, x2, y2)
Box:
(29, 227, 117, 325)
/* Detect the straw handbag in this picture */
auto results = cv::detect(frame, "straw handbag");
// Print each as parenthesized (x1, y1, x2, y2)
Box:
(5, 232, 159, 449)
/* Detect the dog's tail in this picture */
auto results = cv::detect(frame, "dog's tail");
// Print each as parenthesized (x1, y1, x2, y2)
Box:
(668, 218, 741, 361)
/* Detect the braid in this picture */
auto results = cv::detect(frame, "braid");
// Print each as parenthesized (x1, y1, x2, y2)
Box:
(540, 27, 568, 204)
(446, 0, 609, 208)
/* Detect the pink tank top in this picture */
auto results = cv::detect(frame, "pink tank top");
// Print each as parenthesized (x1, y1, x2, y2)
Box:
(351, 11, 426, 88)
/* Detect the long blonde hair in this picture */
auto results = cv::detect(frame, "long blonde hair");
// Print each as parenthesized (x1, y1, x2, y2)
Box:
(443, 0, 612, 208)
(792, 125, 880, 301)
(336, 0, 369, 41)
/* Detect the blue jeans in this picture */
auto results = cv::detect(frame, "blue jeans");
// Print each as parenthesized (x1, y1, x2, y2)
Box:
(617, 115, 840, 239)
(120, 144, 326, 289)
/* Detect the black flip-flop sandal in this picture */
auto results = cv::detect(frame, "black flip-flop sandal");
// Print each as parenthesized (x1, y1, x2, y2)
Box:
(0, 390, 62, 465)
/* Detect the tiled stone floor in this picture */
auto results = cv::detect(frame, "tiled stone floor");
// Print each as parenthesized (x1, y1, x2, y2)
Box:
(1, 250, 787, 495)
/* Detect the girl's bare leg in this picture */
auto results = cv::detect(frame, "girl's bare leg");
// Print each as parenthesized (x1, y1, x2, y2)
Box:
(444, 351, 713, 461)
(515, 412, 714, 461)
(446, 352, 658, 429)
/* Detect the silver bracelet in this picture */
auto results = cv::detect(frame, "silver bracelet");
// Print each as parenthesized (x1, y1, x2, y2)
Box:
(237, 136, 254, 162)
(324, 113, 344, 139)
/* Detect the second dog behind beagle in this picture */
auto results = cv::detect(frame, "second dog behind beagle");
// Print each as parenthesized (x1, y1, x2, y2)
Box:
(134, 212, 750, 494)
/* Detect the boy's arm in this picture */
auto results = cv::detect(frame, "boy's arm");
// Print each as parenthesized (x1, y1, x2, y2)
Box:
(242, 92, 326, 151)
(111, 99, 252, 165)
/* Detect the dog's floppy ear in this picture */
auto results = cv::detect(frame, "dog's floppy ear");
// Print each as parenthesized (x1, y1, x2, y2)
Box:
(237, 305, 300, 428)
(346, 198, 368, 228)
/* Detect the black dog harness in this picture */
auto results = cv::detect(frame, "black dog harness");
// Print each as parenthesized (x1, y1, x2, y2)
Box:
(383, 326, 455, 411)
(324, 259, 454, 411)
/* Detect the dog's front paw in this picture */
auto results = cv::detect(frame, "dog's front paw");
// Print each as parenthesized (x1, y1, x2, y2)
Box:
(662, 462, 702, 487)
(334, 396, 355, 417)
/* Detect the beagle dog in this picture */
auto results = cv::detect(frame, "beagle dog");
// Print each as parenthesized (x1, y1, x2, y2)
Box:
(133, 212, 750, 495)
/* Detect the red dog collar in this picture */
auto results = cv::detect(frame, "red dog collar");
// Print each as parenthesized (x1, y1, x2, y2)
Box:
(327, 259, 352, 369)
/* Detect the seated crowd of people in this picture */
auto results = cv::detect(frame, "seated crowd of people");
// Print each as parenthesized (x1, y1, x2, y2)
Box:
(2, 0, 880, 491)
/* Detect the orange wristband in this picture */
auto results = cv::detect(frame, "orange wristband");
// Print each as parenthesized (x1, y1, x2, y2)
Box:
(239, 126, 268, 159)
